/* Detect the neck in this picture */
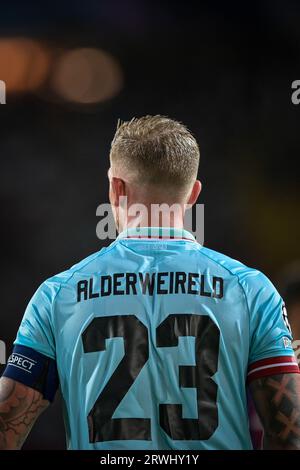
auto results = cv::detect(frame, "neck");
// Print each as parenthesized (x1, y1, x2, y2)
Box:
(118, 202, 186, 232)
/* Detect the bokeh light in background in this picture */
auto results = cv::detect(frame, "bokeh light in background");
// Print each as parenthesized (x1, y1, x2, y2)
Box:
(0, 38, 50, 93)
(51, 48, 123, 104)
(0, 40, 123, 105)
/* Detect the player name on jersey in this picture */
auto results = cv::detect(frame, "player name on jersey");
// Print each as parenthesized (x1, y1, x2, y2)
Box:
(77, 271, 224, 302)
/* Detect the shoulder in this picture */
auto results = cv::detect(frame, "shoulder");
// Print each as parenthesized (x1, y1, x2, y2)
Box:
(199, 245, 277, 297)
(40, 242, 119, 296)
(198, 245, 251, 277)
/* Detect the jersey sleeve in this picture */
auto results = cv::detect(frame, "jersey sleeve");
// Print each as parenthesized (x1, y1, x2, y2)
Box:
(14, 280, 59, 359)
(1, 280, 60, 401)
(242, 270, 299, 383)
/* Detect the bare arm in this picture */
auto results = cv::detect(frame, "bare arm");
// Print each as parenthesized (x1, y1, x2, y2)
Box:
(0, 377, 49, 450)
(250, 373, 300, 449)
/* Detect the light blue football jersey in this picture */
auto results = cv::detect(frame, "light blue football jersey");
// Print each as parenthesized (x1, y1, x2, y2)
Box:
(13, 227, 297, 450)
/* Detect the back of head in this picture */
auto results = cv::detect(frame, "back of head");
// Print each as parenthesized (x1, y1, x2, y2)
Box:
(110, 115, 200, 198)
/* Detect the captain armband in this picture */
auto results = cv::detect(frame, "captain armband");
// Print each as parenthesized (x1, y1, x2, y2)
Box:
(2, 344, 59, 401)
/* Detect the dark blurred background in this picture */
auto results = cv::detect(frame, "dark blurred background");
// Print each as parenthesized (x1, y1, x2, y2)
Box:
(0, 0, 300, 449)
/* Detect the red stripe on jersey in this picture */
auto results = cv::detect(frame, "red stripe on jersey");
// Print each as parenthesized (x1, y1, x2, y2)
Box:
(247, 364, 300, 384)
(248, 355, 297, 372)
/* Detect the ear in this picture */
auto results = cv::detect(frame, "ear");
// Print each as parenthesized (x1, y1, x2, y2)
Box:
(187, 180, 202, 206)
(109, 176, 126, 207)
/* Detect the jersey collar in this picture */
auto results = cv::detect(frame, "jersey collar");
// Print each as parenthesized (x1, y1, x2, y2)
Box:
(117, 227, 196, 242)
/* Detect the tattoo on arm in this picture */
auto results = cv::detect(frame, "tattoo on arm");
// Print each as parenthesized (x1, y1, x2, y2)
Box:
(250, 373, 300, 450)
(0, 377, 49, 450)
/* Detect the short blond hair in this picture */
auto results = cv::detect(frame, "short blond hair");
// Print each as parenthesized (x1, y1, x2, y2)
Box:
(110, 115, 200, 191)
